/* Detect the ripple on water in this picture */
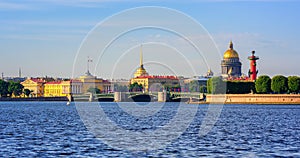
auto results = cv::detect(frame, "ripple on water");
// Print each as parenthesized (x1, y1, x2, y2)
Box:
(0, 102, 299, 157)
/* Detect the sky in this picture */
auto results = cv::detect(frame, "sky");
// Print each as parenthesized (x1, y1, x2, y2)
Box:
(0, 0, 300, 79)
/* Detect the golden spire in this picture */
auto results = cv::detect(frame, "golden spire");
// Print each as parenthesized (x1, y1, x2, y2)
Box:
(133, 44, 148, 78)
(140, 44, 143, 68)
(229, 40, 233, 49)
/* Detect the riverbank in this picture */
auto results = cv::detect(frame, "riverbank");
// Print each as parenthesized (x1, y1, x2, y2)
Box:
(0, 97, 69, 102)
(2, 94, 300, 104)
(192, 94, 300, 105)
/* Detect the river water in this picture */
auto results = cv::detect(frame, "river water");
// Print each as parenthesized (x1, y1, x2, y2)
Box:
(0, 102, 299, 157)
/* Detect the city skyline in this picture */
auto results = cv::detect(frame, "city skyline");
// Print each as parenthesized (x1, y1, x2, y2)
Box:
(1, 0, 300, 79)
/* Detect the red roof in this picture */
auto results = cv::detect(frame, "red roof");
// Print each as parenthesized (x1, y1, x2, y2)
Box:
(70, 79, 82, 83)
(45, 81, 62, 84)
(135, 75, 178, 79)
(30, 78, 45, 83)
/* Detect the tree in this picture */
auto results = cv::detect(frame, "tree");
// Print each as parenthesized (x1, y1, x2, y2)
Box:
(226, 81, 255, 94)
(87, 87, 101, 94)
(255, 75, 271, 94)
(207, 76, 226, 94)
(271, 75, 288, 94)
(114, 84, 128, 92)
(0, 79, 9, 97)
(288, 76, 300, 93)
(199, 85, 207, 93)
(8, 81, 24, 97)
(23, 89, 31, 97)
(129, 82, 143, 92)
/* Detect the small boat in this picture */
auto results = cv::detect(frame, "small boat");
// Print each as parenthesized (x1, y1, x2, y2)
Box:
(66, 101, 70, 106)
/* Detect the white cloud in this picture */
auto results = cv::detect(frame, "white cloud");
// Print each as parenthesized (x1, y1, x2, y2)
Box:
(0, 2, 32, 10)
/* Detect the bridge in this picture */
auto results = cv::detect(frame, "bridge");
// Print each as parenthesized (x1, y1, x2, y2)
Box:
(72, 92, 205, 102)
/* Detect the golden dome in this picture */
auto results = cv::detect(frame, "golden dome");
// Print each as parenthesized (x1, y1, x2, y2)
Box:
(223, 41, 239, 59)
(134, 66, 148, 78)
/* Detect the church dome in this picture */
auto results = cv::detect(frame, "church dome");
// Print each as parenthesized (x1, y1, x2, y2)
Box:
(223, 41, 239, 59)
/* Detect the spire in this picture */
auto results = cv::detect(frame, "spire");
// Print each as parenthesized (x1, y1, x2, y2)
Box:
(19, 67, 21, 78)
(229, 40, 233, 49)
(86, 56, 93, 76)
(140, 44, 144, 68)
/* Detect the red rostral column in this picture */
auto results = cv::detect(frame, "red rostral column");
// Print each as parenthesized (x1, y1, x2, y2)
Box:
(248, 51, 259, 80)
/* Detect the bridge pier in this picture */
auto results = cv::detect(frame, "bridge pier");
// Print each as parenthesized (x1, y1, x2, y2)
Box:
(88, 93, 94, 102)
(158, 91, 167, 102)
(114, 92, 125, 102)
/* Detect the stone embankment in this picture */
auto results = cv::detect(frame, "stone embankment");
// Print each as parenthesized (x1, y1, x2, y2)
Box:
(205, 94, 300, 104)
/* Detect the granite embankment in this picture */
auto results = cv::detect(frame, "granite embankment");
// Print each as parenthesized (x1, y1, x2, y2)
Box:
(0, 97, 69, 102)
(205, 94, 300, 104)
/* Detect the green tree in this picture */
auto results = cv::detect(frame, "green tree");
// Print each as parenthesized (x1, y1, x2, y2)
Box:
(255, 75, 271, 94)
(114, 84, 128, 92)
(8, 81, 24, 97)
(207, 76, 226, 94)
(23, 89, 31, 97)
(226, 81, 255, 94)
(129, 82, 143, 92)
(0, 80, 9, 97)
(87, 87, 101, 94)
(271, 75, 288, 94)
(199, 85, 207, 93)
(288, 76, 300, 93)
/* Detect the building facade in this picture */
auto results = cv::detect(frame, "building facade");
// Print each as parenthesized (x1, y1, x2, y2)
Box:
(130, 75, 180, 92)
(44, 80, 83, 97)
(78, 71, 111, 93)
(21, 78, 45, 97)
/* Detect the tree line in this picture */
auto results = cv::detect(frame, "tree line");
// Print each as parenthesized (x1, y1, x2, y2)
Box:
(0, 79, 29, 97)
(207, 75, 300, 94)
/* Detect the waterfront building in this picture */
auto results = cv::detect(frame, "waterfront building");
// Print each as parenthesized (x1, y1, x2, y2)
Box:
(221, 41, 242, 78)
(21, 78, 46, 97)
(78, 71, 111, 93)
(131, 75, 180, 92)
(44, 80, 83, 97)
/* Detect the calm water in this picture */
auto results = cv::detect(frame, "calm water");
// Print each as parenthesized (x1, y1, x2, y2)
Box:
(0, 102, 299, 157)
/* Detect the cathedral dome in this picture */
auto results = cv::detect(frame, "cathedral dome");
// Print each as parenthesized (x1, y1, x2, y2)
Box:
(223, 41, 239, 59)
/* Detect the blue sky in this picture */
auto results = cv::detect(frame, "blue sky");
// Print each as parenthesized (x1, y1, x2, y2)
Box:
(0, 0, 299, 79)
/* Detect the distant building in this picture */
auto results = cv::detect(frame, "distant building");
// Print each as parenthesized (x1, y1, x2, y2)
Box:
(4, 77, 26, 83)
(21, 78, 46, 97)
(183, 69, 214, 92)
(77, 71, 111, 94)
(44, 80, 83, 97)
(221, 41, 242, 78)
(130, 45, 180, 92)
(131, 75, 180, 92)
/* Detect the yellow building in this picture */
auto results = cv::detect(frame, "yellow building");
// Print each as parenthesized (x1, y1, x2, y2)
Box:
(44, 80, 83, 97)
(21, 78, 45, 97)
(78, 71, 111, 93)
(130, 75, 180, 92)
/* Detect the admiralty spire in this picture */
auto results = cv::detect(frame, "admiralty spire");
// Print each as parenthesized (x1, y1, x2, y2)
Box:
(134, 44, 149, 78)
